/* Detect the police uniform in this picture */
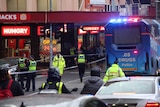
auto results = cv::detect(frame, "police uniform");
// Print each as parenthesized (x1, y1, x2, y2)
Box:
(52, 53, 66, 79)
(41, 81, 70, 94)
(103, 61, 125, 82)
(69, 47, 76, 66)
(77, 53, 86, 82)
(25, 58, 37, 92)
(18, 57, 28, 89)
(40, 68, 71, 94)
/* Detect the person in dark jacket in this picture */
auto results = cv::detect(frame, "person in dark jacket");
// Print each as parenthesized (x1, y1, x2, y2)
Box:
(0, 68, 24, 97)
(39, 67, 71, 94)
(80, 65, 104, 95)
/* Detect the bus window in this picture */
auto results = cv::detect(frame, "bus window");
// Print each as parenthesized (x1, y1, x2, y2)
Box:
(113, 25, 140, 45)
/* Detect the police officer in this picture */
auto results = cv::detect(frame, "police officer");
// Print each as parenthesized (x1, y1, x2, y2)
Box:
(69, 46, 76, 66)
(25, 55, 37, 92)
(18, 54, 28, 89)
(39, 67, 71, 94)
(75, 51, 86, 82)
(52, 52, 66, 80)
(103, 60, 125, 83)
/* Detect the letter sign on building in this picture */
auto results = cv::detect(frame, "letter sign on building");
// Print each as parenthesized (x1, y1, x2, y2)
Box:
(1, 26, 30, 36)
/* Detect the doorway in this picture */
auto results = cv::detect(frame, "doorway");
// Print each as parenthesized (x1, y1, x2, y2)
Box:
(4, 38, 31, 57)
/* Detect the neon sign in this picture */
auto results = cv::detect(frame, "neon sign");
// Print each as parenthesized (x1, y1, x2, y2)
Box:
(1, 26, 30, 36)
(82, 26, 105, 31)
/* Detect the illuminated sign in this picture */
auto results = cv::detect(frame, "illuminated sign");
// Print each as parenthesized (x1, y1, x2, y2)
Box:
(42, 39, 57, 45)
(37, 26, 44, 36)
(78, 26, 105, 35)
(0, 13, 30, 21)
(1, 26, 30, 36)
(82, 26, 105, 31)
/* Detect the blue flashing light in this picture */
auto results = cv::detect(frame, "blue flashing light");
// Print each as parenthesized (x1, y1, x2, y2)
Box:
(109, 18, 140, 24)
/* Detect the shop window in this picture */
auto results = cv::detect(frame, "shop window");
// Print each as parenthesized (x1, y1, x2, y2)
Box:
(132, 3, 139, 15)
(7, 0, 26, 11)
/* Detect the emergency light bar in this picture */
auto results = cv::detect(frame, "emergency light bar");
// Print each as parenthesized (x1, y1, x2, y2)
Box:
(109, 18, 140, 23)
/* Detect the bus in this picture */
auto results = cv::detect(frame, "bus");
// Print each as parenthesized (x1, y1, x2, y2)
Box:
(105, 17, 160, 75)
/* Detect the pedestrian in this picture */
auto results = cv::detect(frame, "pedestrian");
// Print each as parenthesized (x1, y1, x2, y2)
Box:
(52, 52, 66, 80)
(39, 67, 72, 94)
(69, 45, 76, 66)
(103, 60, 125, 83)
(17, 53, 29, 89)
(75, 51, 86, 82)
(25, 55, 37, 92)
(80, 65, 104, 95)
(0, 67, 24, 100)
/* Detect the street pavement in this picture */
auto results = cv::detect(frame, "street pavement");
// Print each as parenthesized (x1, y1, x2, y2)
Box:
(25, 65, 106, 95)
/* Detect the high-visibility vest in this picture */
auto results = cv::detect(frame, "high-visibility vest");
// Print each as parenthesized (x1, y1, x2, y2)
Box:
(52, 55, 66, 75)
(28, 60, 37, 71)
(78, 54, 85, 63)
(103, 64, 125, 82)
(70, 48, 75, 55)
(18, 58, 26, 68)
(41, 82, 63, 94)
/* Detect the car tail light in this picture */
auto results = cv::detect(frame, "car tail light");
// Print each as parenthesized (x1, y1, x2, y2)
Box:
(145, 102, 160, 107)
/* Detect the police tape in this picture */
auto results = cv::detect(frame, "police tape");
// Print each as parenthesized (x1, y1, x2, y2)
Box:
(9, 69, 49, 75)
(37, 53, 106, 60)
(10, 57, 105, 75)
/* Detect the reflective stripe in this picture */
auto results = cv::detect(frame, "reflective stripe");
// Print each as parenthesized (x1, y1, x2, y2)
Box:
(56, 82, 63, 94)
(41, 83, 46, 89)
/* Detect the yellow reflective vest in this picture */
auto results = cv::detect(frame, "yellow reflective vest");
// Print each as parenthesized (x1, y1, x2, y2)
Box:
(18, 58, 26, 69)
(52, 54, 66, 75)
(77, 54, 85, 63)
(103, 64, 125, 82)
(70, 48, 75, 55)
(41, 82, 63, 94)
(28, 60, 37, 71)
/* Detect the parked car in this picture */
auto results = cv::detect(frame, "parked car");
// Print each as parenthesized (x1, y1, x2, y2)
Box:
(0, 57, 25, 81)
(95, 76, 160, 107)
(0, 57, 19, 74)
(0, 94, 108, 107)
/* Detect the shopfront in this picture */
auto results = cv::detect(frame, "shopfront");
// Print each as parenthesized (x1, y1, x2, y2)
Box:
(0, 11, 119, 65)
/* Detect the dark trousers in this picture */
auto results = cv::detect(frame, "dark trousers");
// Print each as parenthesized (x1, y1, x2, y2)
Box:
(19, 74, 25, 89)
(26, 72, 35, 91)
(78, 63, 85, 82)
(19, 69, 27, 89)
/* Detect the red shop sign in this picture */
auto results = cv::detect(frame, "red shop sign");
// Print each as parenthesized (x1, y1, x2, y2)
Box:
(1, 26, 30, 36)
(0, 13, 30, 21)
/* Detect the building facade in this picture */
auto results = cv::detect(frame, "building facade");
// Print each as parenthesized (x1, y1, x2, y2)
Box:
(0, 0, 157, 67)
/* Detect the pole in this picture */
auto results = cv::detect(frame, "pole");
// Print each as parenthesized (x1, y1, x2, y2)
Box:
(49, 0, 53, 68)
(155, 0, 160, 20)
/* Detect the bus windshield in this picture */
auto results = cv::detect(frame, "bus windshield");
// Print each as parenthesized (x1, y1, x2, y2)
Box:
(113, 25, 141, 45)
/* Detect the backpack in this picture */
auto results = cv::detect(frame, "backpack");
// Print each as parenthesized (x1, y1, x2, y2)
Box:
(0, 79, 13, 100)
